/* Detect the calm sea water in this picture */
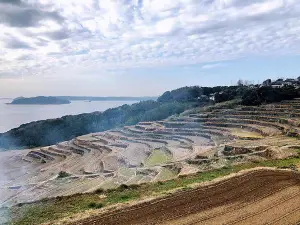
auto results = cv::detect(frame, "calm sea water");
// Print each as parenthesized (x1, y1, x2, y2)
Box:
(0, 99, 137, 133)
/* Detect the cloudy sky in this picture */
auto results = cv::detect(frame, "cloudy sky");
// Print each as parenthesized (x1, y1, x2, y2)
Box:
(0, 0, 300, 97)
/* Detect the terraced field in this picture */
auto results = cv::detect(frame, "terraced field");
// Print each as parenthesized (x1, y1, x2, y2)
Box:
(1, 99, 300, 206)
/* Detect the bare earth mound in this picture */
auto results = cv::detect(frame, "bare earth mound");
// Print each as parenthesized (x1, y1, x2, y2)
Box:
(70, 168, 300, 225)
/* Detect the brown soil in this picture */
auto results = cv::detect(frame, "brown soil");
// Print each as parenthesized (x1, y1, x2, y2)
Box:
(70, 169, 300, 225)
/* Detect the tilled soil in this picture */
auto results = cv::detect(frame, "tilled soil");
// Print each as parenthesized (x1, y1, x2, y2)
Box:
(70, 169, 300, 225)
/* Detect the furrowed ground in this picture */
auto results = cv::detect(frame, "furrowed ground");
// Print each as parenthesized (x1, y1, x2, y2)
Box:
(10, 159, 300, 225)
(66, 168, 300, 225)
(2, 98, 300, 224)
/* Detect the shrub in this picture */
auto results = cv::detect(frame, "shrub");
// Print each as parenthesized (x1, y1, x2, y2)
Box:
(127, 184, 140, 190)
(88, 202, 96, 208)
(118, 184, 129, 191)
(94, 188, 104, 194)
(57, 171, 70, 179)
(88, 202, 103, 209)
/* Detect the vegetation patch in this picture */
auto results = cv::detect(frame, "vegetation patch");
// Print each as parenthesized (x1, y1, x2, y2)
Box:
(87, 202, 104, 209)
(144, 149, 172, 166)
(231, 129, 263, 139)
(10, 194, 102, 225)
(10, 156, 300, 225)
(57, 171, 71, 179)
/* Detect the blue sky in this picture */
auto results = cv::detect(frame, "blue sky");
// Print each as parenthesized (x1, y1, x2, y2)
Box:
(0, 0, 300, 97)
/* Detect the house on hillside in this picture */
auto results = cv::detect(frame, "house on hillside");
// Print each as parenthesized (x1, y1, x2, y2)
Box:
(271, 80, 284, 88)
(284, 78, 298, 86)
(197, 95, 209, 102)
(285, 78, 296, 82)
(209, 93, 215, 101)
(269, 78, 299, 88)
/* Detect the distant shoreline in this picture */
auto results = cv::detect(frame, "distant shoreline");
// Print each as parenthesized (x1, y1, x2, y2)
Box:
(3, 96, 157, 103)
(9, 96, 71, 105)
(6, 103, 71, 105)
(0, 100, 138, 134)
(56, 96, 157, 101)
(0, 98, 12, 100)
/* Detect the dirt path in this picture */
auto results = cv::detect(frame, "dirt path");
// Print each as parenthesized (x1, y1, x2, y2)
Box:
(70, 169, 300, 225)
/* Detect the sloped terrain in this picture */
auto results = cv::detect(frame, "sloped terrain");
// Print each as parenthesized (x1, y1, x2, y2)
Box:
(1, 99, 300, 206)
(69, 168, 300, 225)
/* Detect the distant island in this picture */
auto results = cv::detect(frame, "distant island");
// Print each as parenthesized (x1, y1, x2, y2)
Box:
(10, 96, 71, 105)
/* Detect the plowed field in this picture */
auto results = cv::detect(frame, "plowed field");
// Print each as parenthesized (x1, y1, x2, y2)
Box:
(71, 169, 300, 225)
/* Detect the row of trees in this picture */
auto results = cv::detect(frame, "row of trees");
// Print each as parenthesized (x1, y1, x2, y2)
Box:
(158, 84, 300, 106)
(157, 85, 248, 103)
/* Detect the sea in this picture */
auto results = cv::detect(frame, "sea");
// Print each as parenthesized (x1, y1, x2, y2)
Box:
(0, 99, 137, 133)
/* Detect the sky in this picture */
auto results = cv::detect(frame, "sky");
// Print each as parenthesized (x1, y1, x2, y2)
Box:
(0, 0, 300, 97)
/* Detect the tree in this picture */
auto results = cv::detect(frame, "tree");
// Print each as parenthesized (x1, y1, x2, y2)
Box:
(157, 91, 173, 102)
(188, 86, 202, 100)
(262, 79, 271, 86)
(237, 79, 244, 86)
(215, 92, 230, 103)
(241, 89, 262, 106)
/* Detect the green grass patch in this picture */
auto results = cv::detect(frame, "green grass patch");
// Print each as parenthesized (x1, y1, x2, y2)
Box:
(10, 156, 300, 225)
(144, 149, 172, 166)
(231, 129, 263, 139)
(10, 194, 103, 225)
(104, 190, 141, 205)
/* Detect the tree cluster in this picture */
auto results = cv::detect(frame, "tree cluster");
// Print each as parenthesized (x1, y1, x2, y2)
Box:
(241, 86, 299, 106)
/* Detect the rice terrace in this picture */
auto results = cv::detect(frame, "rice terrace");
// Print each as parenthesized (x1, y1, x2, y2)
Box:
(2, 93, 300, 224)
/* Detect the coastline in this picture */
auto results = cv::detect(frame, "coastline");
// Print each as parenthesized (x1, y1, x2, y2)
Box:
(0, 99, 139, 134)
(6, 102, 71, 105)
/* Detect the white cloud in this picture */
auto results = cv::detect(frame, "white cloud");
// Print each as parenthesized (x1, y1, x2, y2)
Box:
(0, 0, 300, 78)
(201, 63, 226, 69)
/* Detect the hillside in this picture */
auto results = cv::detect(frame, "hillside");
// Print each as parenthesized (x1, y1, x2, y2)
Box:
(10, 96, 70, 105)
(2, 97, 300, 207)
(2, 94, 300, 224)
(1, 84, 298, 150)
